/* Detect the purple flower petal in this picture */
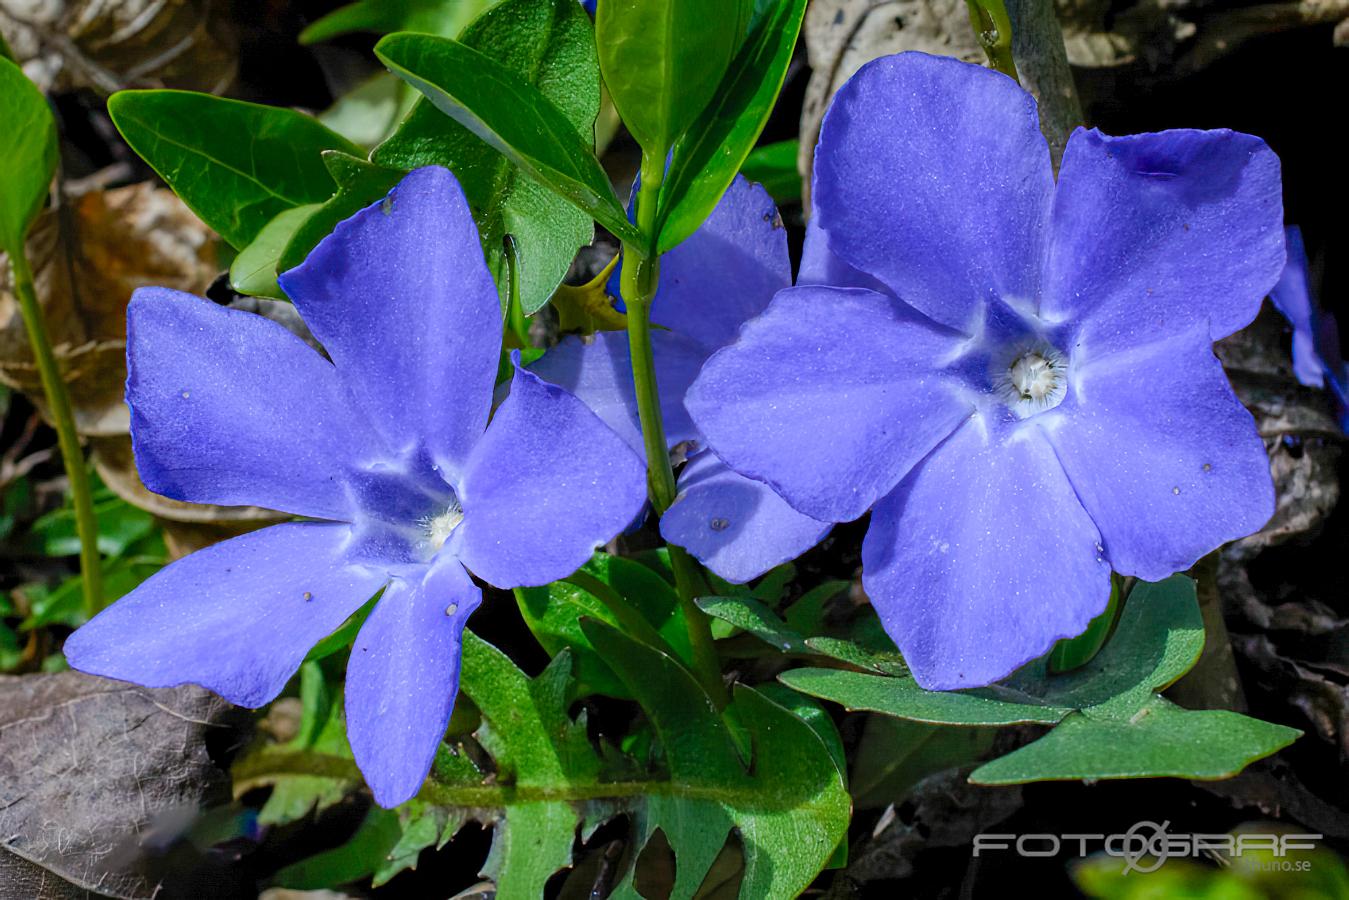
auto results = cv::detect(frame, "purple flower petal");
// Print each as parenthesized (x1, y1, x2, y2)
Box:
(1045, 321, 1274, 581)
(686, 285, 973, 523)
(526, 330, 705, 458)
(1046, 128, 1284, 360)
(126, 288, 381, 520)
(279, 167, 501, 475)
(862, 421, 1111, 690)
(345, 552, 480, 808)
(451, 359, 648, 588)
(65, 522, 386, 707)
(1270, 225, 1344, 393)
(810, 52, 1053, 333)
(798, 215, 889, 293)
(651, 176, 791, 352)
(1269, 226, 1321, 386)
(661, 452, 831, 584)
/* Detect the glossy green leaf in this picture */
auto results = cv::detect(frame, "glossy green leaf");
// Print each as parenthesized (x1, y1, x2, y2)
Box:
(107, 91, 362, 248)
(655, 0, 808, 252)
(0, 58, 58, 254)
(300, 0, 501, 44)
(229, 203, 321, 299)
(376, 29, 639, 246)
(739, 138, 802, 203)
(375, 0, 601, 313)
(276, 152, 403, 275)
(784, 577, 1302, 784)
(595, 0, 750, 160)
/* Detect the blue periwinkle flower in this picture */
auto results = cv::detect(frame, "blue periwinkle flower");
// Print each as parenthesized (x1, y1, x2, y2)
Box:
(1270, 225, 1348, 430)
(529, 176, 830, 583)
(65, 167, 648, 807)
(687, 53, 1285, 689)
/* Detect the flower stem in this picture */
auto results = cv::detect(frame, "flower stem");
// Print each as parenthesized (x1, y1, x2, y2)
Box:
(7, 245, 103, 617)
(966, 0, 1021, 82)
(621, 151, 726, 708)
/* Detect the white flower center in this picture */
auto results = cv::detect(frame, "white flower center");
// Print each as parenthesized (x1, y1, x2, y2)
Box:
(1000, 347, 1067, 419)
(422, 501, 465, 553)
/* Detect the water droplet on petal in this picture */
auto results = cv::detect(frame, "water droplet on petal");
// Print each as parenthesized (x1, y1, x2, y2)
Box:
(303, 592, 312, 601)
(181, 391, 190, 399)
(446, 603, 458, 617)
(710, 517, 730, 532)
(1172, 486, 1181, 495)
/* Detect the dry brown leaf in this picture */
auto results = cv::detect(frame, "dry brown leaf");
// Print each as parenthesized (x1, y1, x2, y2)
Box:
(0, 0, 238, 94)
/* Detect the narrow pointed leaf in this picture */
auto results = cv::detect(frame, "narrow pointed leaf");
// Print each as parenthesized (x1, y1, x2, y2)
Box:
(656, 0, 807, 251)
(0, 58, 58, 254)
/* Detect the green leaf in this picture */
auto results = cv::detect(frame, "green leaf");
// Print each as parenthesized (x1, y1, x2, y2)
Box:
(300, 0, 501, 44)
(584, 619, 850, 899)
(655, 0, 808, 252)
(595, 0, 750, 161)
(782, 667, 1070, 726)
(784, 577, 1302, 784)
(0, 58, 58, 254)
(229, 203, 321, 299)
(516, 553, 689, 697)
(375, 0, 601, 313)
(276, 152, 403, 275)
(971, 699, 1301, 784)
(376, 29, 639, 246)
(30, 484, 156, 559)
(236, 628, 848, 897)
(849, 716, 995, 809)
(739, 139, 801, 204)
(271, 806, 403, 888)
(696, 594, 808, 653)
(107, 91, 362, 248)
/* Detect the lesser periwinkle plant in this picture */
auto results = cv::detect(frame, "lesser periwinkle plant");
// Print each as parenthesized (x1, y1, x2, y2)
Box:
(0, 0, 1313, 893)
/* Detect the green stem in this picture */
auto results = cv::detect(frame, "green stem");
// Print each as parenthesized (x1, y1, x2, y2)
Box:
(621, 151, 725, 708)
(966, 0, 1020, 82)
(8, 246, 103, 617)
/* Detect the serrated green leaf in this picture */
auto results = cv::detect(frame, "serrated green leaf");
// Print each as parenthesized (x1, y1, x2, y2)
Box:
(229, 203, 321, 299)
(970, 699, 1301, 784)
(373, 0, 600, 313)
(376, 29, 639, 246)
(584, 619, 850, 900)
(656, 0, 807, 251)
(595, 0, 750, 161)
(107, 90, 361, 248)
(0, 58, 58, 254)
